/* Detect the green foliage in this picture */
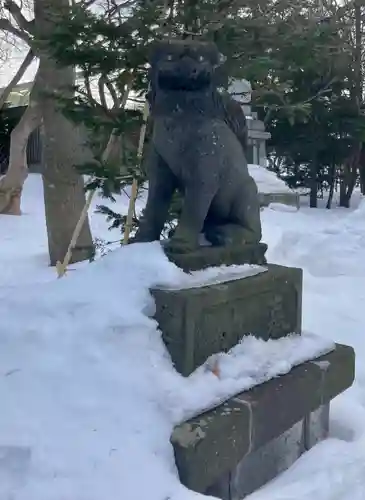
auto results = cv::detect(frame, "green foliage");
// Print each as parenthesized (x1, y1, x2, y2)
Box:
(44, 0, 365, 226)
(97, 187, 182, 240)
(244, 1, 365, 204)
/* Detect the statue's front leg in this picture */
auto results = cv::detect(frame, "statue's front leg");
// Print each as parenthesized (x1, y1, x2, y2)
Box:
(133, 147, 176, 243)
(166, 185, 214, 254)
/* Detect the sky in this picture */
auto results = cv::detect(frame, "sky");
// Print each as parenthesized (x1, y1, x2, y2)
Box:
(0, 42, 37, 89)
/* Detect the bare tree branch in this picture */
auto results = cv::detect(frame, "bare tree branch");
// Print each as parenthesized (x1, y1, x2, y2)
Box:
(81, 0, 99, 7)
(78, 78, 113, 120)
(104, 77, 120, 108)
(98, 74, 121, 110)
(98, 75, 108, 109)
(4, 0, 34, 34)
(0, 48, 34, 109)
(0, 17, 30, 42)
(83, 71, 94, 103)
(105, 0, 139, 20)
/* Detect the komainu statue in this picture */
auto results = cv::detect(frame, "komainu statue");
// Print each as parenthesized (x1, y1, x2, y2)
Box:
(133, 39, 262, 255)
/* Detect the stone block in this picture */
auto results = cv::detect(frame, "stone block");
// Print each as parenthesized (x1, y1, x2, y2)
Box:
(152, 264, 303, 376)
(303, 404, 329, 450)
(207, 419, 306, 500)
(207, 404, 330, 500)
(259, 192, 300, 210)
(171, 343, 355, 497)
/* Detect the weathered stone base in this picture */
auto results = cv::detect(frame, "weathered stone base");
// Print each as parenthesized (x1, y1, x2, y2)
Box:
(164, 242, 268, 273)
(172, 344, 355, 498)
(153, 264, 302, 376)
(207, 405, 329, 499)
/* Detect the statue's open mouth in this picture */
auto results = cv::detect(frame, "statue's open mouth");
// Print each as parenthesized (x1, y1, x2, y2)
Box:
(157, 69, 212, 91)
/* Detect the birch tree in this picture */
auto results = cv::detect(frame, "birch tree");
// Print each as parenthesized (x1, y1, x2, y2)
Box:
(0, 0, 93, 265)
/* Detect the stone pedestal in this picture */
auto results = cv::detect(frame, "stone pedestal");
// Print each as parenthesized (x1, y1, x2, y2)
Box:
(152, 264, 302, 376)
(172, 344, 355, 499)
(151, 249, 355, 499)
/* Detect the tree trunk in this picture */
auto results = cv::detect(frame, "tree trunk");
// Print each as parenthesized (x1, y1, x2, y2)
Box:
(347, 0, 363, 199)
(309, 158, 318, 208)
(339, 179, 348, 207)
(0, 84, 42, 214)
(359, 144, 365, 194)
(339, 143, 360, 208)
(326, 163, 336, 209)
(339, 168, 357, 208)
(34, 0, 94, 266)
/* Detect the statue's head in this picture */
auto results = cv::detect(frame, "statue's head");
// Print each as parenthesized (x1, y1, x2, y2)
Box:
(149, 39, 224, 92)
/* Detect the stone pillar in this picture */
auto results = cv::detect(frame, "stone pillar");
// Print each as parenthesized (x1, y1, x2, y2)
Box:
(253, 141, 258, 165)
(259, 140, 266, 166)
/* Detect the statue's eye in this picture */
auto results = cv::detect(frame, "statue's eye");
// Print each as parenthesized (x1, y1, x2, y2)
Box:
(166, 54, 173, 61)
(198, 55, 205, 62)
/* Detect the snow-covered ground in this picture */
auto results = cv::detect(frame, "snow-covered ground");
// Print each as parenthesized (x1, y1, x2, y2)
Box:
(0, 174, 365, 500)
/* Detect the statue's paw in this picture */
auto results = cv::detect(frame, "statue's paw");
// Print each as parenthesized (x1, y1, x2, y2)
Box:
(164, 235, 197, 254)
(129, 231, 156, 244)
(204, 229, 226, 247)
(204, 225, 249, 247)
(204, 226, 234, 247)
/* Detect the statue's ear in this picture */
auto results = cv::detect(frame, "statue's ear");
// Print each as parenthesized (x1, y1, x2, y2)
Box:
(148, 40, 166, 65)
(217, 52, 227, 67)
(212, 51, 228, 87)
(214, 62, 229, 88)
(146, 85, 155, 110)
(147, 66, 153, 83)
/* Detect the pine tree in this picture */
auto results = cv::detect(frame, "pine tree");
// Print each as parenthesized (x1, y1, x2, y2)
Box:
(44, 0, 365, 242)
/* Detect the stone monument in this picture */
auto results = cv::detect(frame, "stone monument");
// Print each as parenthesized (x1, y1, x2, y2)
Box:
(131, 38, 355, 499)
(228, 78, 300, 209)
(228, 78, 271, 167)
(134, 38, 263, 267)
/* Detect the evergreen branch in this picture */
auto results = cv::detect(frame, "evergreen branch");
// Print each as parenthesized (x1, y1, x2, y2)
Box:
(199, 0, 252, 32)
(77, 86, 113, 120)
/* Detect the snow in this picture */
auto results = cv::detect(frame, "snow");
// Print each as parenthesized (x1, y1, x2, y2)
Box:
(0, 174, 364, 500)
(248, 164, 295, 194)
(267, 202, 299, 213)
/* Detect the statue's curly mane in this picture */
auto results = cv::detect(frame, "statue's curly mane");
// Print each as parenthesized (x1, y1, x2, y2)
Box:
(147, 39, 248, 152)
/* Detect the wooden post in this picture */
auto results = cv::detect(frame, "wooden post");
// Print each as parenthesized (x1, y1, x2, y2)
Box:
(123, 99, 150, 245)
